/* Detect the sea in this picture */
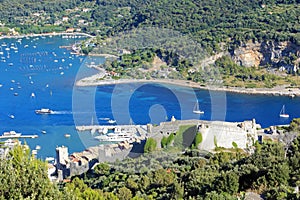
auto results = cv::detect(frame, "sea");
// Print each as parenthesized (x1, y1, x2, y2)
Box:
(0, 35, 299, 159)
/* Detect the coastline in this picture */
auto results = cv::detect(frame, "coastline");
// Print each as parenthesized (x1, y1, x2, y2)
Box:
(0, 31, 94, 40)
(76, 75, 300, 97)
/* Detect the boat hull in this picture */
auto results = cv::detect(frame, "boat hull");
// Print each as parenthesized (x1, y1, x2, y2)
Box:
(280, 114, 289, 118)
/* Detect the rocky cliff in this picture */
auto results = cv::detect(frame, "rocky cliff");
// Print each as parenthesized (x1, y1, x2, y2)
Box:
(201, 41, 300, 72)
(232, 41, 300, 70)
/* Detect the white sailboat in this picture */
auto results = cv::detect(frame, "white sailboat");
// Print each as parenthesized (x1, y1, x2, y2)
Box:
(279, 105, 289, 118)
(193, 101, 204, 114)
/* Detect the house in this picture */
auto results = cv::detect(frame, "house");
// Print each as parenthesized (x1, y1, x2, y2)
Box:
(62, 17, 69, 22)
(66, 28, 75, 33)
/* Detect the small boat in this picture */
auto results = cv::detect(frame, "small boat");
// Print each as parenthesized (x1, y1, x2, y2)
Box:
(41, 130, 47, 134)
(64, 133, 71, 138)
(31, 92, 35, 98)
(14, 93, 18, 96)
(108, 119, 116, 124)
(45, 157, 55, 162)
(9, 114, 15, 119)
(279, 105, 289, 118)
(35, 108, 54, 114)
(35, 145, 41, 150)
(193, 101, 204, 114)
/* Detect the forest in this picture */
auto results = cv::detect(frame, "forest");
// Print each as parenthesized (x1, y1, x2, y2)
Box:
(0, 0, 299, 52)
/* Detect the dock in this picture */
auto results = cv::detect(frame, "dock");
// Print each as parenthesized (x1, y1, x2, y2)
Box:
(0, 134, 38, 139)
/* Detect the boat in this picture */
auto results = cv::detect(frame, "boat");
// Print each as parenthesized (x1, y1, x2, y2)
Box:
(35, 145, 41, 150)
(98, 127, 108, 134)
(279, 105, 289, 118)
(31, 92, 35, 98)
(193, 101, 204, 114)
(108, 119, 116, 124)
(35, 108, 54, 114)
(9, 114, 15, 119)
(64, 133, 71, 138)
(2, 130, 21, 137)
(95, 132, 133, 142)
(41, 130, 47, 134)
(45, 157, 55, 162)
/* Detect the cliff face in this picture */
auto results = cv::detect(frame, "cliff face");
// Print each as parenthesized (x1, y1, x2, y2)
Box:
(232, 41, 300, 70)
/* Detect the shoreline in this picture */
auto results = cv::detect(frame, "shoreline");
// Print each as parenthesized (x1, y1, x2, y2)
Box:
(0, 32, 94, 40)
(76, 76, 300, 97)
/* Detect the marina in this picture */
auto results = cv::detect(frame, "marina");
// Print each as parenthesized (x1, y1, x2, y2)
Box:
(76, 124, 147, 143)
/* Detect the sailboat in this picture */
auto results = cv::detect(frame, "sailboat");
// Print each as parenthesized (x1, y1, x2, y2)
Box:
(193, 101, 204, 114)
(279, 105, 289, 118)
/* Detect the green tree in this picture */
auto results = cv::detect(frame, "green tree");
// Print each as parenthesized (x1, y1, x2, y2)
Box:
(144, 138, 157, 153)
(0, 145, 67, 199)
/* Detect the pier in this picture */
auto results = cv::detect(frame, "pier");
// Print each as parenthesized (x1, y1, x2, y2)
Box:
(0, 134, 38, 139)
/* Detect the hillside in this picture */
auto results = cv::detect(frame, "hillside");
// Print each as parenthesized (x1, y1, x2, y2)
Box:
(0, 0, 299, 87)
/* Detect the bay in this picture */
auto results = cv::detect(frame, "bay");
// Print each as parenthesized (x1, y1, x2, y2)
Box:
(0, 36, 299, 159)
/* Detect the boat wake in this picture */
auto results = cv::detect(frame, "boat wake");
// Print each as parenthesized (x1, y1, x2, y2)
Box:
(51, 111, 73, 115)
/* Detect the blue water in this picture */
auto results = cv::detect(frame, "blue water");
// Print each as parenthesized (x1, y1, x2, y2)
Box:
(0, 36, 299, 159)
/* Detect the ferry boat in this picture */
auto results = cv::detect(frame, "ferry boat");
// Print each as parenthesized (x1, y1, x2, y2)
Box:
(35, 108, 54, 114)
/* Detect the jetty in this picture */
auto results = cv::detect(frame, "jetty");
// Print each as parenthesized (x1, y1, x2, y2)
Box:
(0, 134, 38, 139)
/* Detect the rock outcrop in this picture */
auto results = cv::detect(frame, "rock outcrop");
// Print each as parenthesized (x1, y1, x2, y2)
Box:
(232, 41, 300, 70)
(200, 41, 300, 71)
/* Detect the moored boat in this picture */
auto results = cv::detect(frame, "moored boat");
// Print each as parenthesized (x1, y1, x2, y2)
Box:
(2, 130, 21, 137)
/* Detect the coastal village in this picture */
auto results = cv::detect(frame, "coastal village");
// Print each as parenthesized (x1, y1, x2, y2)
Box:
(48, 117, 268, 182)
(0, 115, 293, 182)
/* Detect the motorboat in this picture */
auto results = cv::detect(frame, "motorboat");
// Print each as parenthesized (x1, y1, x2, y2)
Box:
(35, 108, 54, 114)
(95, 132, 132, 142)
(108, 119, 116, 124)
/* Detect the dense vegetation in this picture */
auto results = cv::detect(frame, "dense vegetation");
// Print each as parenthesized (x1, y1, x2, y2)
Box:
(0, 124, 299, 199)
(66, 134, 300, 199)
(0, 145, 68, 199)
(0, 0, 299, 49)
